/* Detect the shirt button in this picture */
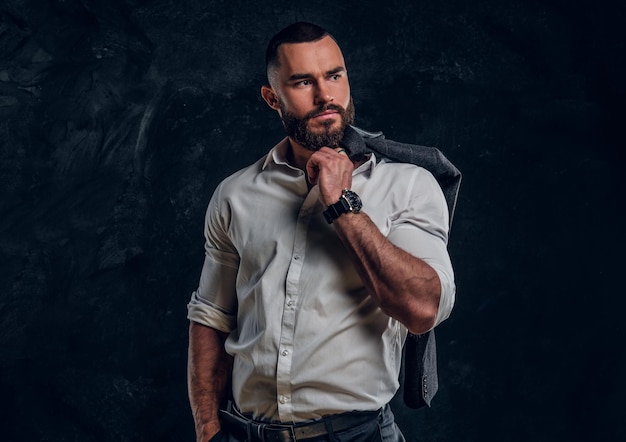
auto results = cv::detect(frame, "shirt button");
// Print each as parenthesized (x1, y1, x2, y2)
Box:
(287, 299, 294, 307)
(294, 255, 300, 260)
(279, 396, 288, 404)
(281, 349, 289, 356)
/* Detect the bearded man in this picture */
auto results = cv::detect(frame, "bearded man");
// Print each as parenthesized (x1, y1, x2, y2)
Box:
(187, 22, 458, 442)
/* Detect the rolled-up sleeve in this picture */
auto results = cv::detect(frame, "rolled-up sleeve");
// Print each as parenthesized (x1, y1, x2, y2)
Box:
(386, 168, 456, 328)
(187, 185, 239, 333)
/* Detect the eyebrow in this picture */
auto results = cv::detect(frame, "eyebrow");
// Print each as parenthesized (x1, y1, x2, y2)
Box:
(287, 66, 346, 82)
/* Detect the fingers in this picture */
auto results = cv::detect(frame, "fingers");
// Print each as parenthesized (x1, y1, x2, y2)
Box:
(306, 147, 351, 184)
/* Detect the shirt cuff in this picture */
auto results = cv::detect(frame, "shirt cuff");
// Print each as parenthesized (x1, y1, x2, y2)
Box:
(430, 262, 456, 328)
(187, 290, 236, 333)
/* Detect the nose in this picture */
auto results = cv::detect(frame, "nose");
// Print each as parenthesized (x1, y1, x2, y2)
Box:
(314, 82, 334, 105)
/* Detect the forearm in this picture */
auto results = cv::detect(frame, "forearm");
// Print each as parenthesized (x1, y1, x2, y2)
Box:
(188, 321, 233, 442)
(333, 211, 441, 334)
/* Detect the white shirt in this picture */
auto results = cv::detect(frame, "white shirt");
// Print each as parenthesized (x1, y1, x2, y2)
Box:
(187, 138, 455, 423)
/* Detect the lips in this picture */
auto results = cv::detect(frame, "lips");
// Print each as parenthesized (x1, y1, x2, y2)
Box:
(312, 110, 339, 120)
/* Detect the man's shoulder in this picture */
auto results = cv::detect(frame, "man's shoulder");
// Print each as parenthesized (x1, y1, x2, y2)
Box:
(367, 158, 445, 202)
(374, 156, 436, 179)
(216, 152, 269, 191)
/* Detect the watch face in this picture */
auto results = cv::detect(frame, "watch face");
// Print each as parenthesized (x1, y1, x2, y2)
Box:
(343, 190, 362, 213)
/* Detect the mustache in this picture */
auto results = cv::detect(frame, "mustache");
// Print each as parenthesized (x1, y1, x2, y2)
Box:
(304, 104, 346, 120)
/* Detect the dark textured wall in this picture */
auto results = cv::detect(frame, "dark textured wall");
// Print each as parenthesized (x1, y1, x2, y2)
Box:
(1, 0, 624, 441)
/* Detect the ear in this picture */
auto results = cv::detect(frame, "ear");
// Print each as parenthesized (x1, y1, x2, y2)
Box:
(261, 85, 281, 111)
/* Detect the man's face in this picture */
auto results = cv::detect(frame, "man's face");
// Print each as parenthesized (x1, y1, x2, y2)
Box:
(269, 36, 354, 150)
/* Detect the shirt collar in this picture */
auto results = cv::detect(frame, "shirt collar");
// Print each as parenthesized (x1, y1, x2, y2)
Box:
(262, 137, 377, 177)
(262, 138, 291, 170)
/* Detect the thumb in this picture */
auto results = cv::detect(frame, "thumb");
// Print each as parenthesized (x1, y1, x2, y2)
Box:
(306, 159, 319, 184)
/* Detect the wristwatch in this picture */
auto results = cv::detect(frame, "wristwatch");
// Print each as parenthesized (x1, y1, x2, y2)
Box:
(323, 189, 362, 224)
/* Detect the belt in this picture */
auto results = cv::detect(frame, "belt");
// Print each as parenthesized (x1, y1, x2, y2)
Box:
(219, 405, 381, 442)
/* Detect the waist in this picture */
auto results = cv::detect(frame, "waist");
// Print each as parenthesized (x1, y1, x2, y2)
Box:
(219, 403, 383, 442)
(231, 387, 396, 422)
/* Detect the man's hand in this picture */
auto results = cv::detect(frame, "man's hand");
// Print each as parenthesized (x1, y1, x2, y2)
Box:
(306, 147, 354, 206)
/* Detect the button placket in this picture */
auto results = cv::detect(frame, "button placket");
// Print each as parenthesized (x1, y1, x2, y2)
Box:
(275, 191, 317, 421)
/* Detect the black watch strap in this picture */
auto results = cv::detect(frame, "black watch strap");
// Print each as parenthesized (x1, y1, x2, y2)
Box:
(323, 199, 348, 224)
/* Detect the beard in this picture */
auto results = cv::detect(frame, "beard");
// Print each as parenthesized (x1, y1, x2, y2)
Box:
(279, 98, 355, 151)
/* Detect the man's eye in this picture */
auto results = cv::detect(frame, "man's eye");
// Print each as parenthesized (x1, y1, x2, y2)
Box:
(297, 80, 311, 86)
(330, 75, 340, 80)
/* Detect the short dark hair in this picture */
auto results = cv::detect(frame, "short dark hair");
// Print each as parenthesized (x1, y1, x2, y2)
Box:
(265, 22, 336, 82)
